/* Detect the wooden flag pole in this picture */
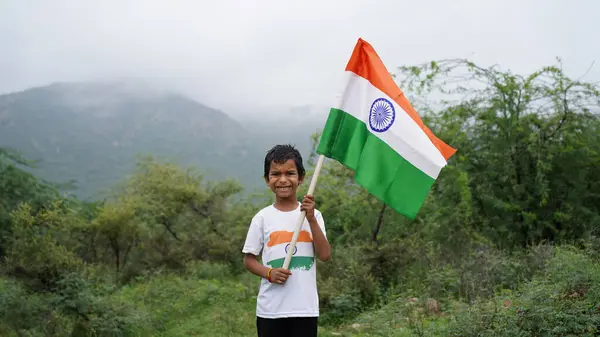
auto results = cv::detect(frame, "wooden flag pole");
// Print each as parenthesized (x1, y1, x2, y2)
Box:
(282, 154, 326, 270)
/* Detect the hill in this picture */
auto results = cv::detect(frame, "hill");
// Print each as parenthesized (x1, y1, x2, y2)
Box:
(0, 81, 323, 199)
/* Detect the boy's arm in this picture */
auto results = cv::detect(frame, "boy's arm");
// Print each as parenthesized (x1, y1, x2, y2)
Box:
(302, 195, 331, 262)
(243, 253, 270, 278)
(243, 254, 292, 284)
(242, 215, 267, 276)
(308, 217, 330, 261)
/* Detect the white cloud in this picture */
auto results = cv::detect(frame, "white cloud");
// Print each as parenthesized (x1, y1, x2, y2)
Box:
(1, 0, 599, 115)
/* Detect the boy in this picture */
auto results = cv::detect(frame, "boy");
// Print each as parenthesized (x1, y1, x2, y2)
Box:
(242, 144, 331, 337)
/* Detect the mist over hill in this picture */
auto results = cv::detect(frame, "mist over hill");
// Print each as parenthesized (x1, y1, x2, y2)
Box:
(0, 81, 325, 200)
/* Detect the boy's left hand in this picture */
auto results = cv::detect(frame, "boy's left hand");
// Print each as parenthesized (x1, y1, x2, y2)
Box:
(301, 194, 316, 222)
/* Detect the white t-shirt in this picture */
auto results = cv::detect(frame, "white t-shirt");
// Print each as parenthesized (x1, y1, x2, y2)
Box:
(242, 203, 327, 318)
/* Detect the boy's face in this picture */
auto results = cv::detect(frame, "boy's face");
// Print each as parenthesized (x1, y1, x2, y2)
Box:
(265, 159, 304, 200)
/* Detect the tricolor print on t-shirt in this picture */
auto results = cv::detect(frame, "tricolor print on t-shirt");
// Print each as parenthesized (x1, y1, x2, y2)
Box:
(266, 230, 314, 270)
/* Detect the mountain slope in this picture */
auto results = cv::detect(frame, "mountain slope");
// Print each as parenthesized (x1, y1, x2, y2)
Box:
(0, 82, 273, 199)
(232, 104, 329, 156)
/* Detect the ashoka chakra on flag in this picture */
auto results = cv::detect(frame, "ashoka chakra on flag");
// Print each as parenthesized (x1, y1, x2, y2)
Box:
(369, 97, 395, 132)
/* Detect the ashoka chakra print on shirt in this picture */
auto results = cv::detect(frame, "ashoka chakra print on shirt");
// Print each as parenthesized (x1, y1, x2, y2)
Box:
(284, 243, 297, 255)
(369, 98, 396, 132)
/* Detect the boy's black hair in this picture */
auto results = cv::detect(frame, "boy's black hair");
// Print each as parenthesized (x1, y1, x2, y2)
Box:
(263, 144, 305, 179)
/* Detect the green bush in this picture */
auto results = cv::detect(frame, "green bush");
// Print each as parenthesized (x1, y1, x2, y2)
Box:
(0, 278, 68, 336)
(317, 245, 383, 324)
(4, 202, 85, 291)
(445, 247, 600, 336)
(184, 260, 234, 280)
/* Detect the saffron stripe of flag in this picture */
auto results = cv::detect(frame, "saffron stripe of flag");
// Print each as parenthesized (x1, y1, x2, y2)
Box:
(267, 230, 312, 247)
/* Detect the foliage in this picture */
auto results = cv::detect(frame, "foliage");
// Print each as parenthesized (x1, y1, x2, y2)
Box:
(3, 200, 84, 291)
(396, 59, 600, 249)
(89, 156, 244, 281)
(0, 147, 59, 257)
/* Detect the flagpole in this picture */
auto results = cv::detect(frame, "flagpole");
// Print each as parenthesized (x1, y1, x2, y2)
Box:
(282, 153, 326, 270)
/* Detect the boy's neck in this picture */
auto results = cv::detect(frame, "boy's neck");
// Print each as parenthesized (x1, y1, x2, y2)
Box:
(273, 197, 299, 212)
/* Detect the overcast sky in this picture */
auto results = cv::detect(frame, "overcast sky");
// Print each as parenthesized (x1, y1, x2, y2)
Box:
(1, 0, 599, 115)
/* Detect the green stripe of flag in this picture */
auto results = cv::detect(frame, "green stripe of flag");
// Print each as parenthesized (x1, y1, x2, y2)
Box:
(268, 256, 314, 271)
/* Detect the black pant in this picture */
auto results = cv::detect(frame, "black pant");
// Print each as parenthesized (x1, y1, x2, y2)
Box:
(256, 316, 318, 337)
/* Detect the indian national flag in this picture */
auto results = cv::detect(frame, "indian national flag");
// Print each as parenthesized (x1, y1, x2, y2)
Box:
(316, 38, 456, 219)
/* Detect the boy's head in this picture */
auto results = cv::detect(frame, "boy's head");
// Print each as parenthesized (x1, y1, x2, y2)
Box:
(263, 144, 306, 199)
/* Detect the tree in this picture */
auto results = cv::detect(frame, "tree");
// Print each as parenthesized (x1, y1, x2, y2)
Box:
(0, 148, 59, 257)
(394, 59, 600, 249)
(3, 200, 84, 291)
(91, 156, 244, 280)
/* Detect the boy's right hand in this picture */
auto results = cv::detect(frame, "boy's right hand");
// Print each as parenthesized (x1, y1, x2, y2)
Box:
(269, 268, 292, 284)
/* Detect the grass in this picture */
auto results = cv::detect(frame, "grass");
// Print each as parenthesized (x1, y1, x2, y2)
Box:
(106, 265, 444, 337)
(112, 271, 258, 336)
(2, 246, 598, 336)
(107, 247, 600, 337)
